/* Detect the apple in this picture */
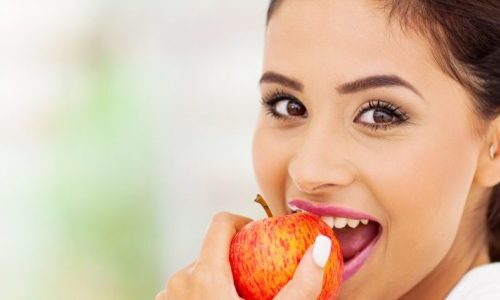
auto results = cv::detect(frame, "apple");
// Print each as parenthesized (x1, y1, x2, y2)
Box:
(229, 212, 343, 300)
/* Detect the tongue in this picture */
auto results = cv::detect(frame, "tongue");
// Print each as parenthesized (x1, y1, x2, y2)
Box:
(334, 222, 379, 261)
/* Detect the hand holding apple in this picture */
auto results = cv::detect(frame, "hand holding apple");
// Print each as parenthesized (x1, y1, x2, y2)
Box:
(156, 195, 343, 300)
(229, 211, 343, 300)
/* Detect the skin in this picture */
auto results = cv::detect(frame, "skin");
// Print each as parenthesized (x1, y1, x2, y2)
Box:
(159, 0, 500, 299)
(253, 0, 500, 299)
(157, 212, 329, 300)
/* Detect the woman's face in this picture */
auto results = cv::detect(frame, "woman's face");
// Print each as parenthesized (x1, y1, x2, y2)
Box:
(252, 0, 489, 298)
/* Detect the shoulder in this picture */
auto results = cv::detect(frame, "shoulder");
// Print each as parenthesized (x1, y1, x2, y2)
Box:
(446, 263, 500, 300)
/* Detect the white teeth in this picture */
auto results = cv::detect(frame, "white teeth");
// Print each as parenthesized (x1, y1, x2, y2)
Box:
(287, 204, 373, 227)
(320, 216, 335, 228)
(347, 219, 360, 228)
(334, 217, 347, 229)
(331, 217, 370, 229)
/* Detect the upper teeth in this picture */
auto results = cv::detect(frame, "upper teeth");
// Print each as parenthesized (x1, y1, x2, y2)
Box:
(287, 203, 371, 229)
(347, 219, 360, 228)
(321, 216, 335, 227)
(320, 216, 370, 229)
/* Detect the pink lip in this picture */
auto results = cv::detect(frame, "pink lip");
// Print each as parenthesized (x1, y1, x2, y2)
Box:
(288, 199, 382, 281)
(342, 228, 381, 281)
(288, 199, 380, 223)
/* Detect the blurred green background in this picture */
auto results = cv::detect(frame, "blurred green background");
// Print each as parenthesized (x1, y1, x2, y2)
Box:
(48, 57, 159, 299)
(0, 0, 267, 299)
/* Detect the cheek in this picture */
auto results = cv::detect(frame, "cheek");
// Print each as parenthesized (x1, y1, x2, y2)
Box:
(364, 128, 477, 285)
(252, 124, 293, 215)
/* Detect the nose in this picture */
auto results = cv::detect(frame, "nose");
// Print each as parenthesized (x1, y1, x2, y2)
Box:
(288, 126, 355, 195)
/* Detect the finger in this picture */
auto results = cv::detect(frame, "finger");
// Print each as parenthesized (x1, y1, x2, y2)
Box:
(274, 235, 332, 300)
(197, 211, 252, 270)
(159, 261, 195, 299)
(182, 261, 196, 273)
(155, 290, 167, 300)
(163, 261, 194, 288)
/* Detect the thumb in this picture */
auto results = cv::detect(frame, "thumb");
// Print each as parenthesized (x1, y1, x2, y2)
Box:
(274, 235, 332, 300)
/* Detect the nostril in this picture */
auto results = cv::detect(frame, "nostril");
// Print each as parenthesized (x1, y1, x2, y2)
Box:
(288, 158, 356, 193)
(312, 183, 337, 192)
(290, 175, 327, 194)
(293, 180, 339, 195)
(289, 168, 339, 194)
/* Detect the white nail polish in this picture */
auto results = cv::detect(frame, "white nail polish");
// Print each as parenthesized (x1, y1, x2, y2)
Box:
(312, 235, 331, 268)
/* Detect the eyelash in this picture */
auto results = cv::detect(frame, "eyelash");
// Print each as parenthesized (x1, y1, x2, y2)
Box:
(356, 99, 410, 131)
(261, 89, 304, 119)
(261, 90, 410, 132)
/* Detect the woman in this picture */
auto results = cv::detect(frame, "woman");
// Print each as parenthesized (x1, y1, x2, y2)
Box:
(158, 0, 500, 299)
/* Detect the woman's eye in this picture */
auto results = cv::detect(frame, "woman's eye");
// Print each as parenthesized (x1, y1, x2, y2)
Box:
(274, 99, 307, 117)
(261, 91, 308, 120)
(354, 100, 409, 131)
(357, 108, 397, 124)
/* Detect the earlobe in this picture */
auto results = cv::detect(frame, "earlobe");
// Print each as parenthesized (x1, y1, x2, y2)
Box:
(474, 142, 500, 187)
(490, 144, 497, 160)
(474, 122, 500, 187)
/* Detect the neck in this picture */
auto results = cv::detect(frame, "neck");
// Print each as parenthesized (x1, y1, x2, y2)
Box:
(400, 240, 489, 300)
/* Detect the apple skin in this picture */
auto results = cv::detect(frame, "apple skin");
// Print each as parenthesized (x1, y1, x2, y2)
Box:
(229, 213, 343, 300)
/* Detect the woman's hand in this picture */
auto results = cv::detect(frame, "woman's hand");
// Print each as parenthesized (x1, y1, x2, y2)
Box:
(156, 211, 330, 300)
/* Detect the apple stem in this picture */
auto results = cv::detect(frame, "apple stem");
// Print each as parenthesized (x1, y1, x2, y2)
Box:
(254, 194, 274, 218)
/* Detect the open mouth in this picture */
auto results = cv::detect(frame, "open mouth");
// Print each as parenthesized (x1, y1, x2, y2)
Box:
(288, 199, 382, 282)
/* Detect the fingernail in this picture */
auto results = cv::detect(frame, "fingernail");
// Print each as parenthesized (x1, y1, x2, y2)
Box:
(312, 234, 331, 268)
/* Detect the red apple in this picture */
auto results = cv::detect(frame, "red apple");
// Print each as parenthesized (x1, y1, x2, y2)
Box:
(229, 212, 343, 300)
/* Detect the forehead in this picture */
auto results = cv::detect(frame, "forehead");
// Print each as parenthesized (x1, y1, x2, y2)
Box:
(263, 0, 442, 87)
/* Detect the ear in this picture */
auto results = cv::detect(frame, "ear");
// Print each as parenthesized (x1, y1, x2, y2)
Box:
(474, 116, 500, 188)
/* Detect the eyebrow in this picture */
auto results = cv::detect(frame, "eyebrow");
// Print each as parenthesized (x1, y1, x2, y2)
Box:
(259, 71, 424, 99)
(337, 74, 424, 99)
(259, 71, 304, 91)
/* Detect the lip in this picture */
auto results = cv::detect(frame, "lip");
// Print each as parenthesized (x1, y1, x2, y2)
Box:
(288, 199, 380, 223)
(288, 199, 382, 281)
(342, 227, 381, 281)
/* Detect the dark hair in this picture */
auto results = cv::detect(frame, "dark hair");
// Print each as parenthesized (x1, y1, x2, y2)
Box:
(266, 0, 500, 261)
